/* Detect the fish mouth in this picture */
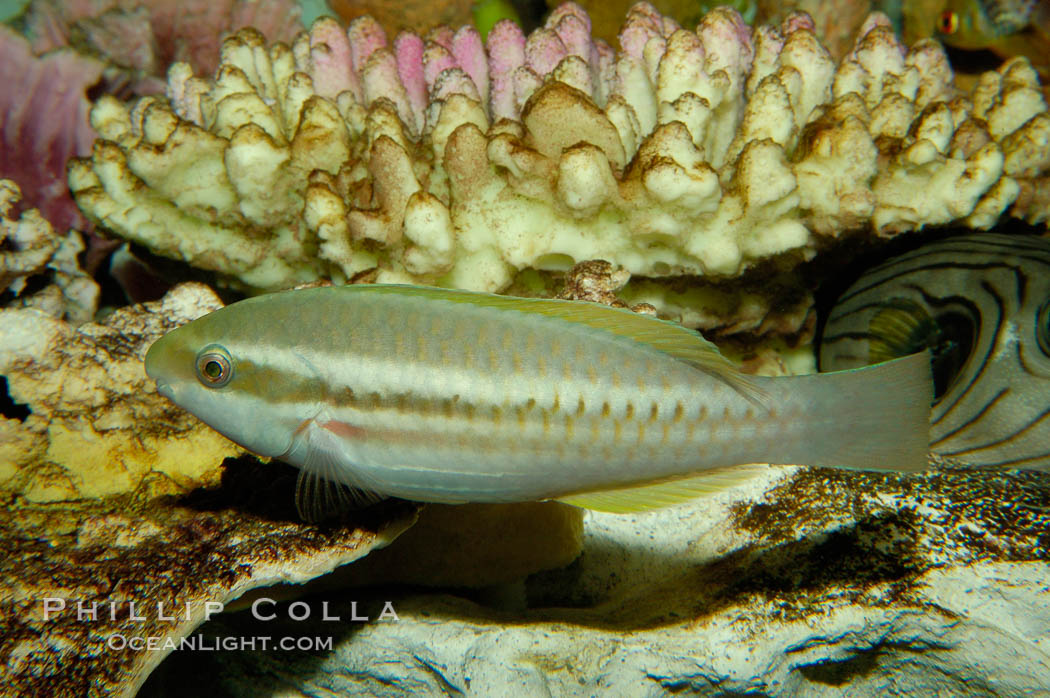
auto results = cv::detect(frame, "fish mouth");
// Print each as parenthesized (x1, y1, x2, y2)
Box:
(155, 382, 174, 400)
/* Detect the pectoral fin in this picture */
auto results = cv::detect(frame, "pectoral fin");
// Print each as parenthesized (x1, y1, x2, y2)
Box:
(555, 464, 772, 513)
(867, 298, 939, 363)
(285, 417, 387, 523)
(295, 469, 385, 523)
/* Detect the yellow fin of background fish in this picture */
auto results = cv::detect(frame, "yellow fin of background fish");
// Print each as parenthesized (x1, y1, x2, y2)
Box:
(556, 464, 772, 513)
(868, 299, 938, 363)
(367, 285, 770, 405)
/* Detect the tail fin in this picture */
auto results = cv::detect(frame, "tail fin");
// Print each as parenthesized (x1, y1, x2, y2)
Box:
(795, 351, 933, 472)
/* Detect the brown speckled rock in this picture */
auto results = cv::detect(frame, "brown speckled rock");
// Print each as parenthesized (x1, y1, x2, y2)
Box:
(0, 283, 239, 502)
(0, 482, 418, 698)
(148, 463, 1050, 696)
(557, 259, 657, 315)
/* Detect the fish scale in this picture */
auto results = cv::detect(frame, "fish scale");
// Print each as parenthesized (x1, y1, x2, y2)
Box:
(146, 284, 934, 517)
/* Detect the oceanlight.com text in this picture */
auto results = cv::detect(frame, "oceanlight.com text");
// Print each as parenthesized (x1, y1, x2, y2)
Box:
(107, 634, 335, 652)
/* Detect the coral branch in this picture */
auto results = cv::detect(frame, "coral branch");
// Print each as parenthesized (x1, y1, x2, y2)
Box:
(69, 3, 1050, 334)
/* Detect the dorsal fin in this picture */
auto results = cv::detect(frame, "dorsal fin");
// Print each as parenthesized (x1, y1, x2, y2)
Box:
(354, 285, 769, 406)
(555, 464, 772, 513)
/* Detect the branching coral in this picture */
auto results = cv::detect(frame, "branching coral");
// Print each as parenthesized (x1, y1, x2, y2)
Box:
(0, 180, 99, 323)
(1, 0, 302, 236)
(69, 3, 1050, 335)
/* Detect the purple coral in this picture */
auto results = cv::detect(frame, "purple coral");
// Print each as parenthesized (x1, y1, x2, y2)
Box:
(27, 0, 303, 81)
(0, 26, 101, 232)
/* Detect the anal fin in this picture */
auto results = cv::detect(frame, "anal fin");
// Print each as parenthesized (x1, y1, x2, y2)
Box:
(555, 464, 771, 513)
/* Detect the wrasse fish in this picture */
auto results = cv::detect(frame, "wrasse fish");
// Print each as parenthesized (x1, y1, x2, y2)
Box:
(819, 233, 1050, 470)
(146, 285, 932, 520)
(934, 0, 1050, 75)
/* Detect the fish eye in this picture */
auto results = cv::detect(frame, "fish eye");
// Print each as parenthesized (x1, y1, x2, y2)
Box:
(1037, 301, 1050, 357)
(195, 345, 233, 388)
(937, 11, 959, 34)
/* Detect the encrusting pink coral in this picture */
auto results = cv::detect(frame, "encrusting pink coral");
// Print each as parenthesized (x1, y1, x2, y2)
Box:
(1, 0, 303, 237)
(0, 25, 101, 233)
(69, 2, 1050, 337)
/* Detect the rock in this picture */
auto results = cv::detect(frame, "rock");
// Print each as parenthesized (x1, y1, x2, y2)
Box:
(0, 465, 419, 697)
(139, 464, 1050, 696)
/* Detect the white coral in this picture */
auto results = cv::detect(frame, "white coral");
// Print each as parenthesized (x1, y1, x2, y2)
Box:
(69, 3, 1050, 333)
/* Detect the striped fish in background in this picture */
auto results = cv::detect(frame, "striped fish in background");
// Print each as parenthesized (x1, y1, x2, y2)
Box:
(819, 233, 1050, 470)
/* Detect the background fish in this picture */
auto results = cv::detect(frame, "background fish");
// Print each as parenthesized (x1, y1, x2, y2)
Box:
(934, 0, 1050, 78)
(146, 285, 932, 519)
(819, 233, 1050, 470)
